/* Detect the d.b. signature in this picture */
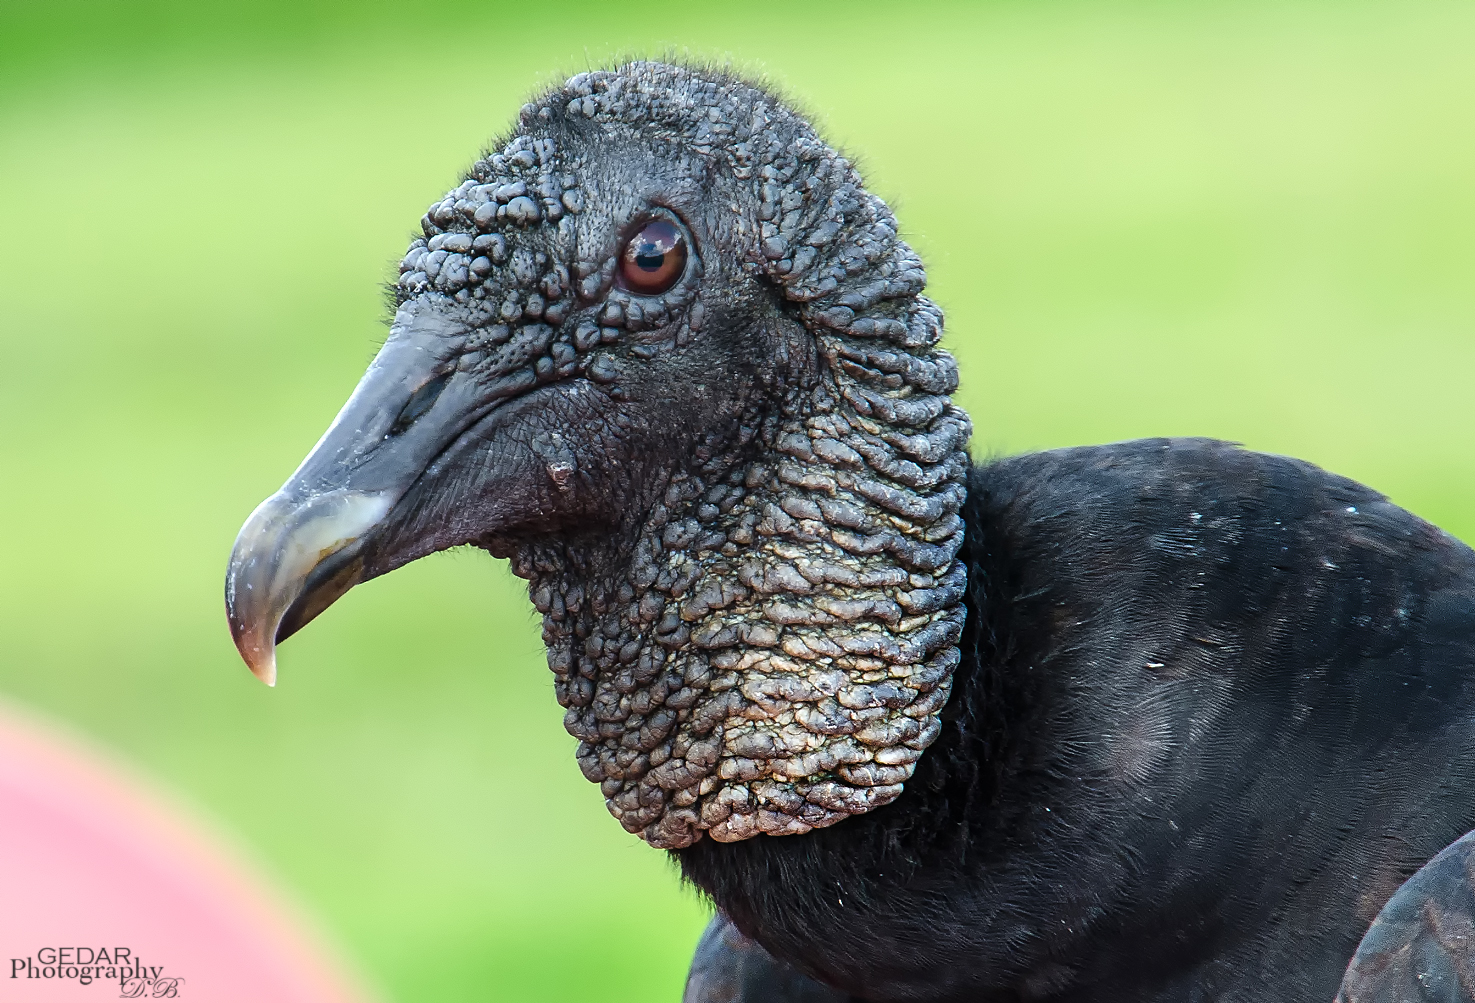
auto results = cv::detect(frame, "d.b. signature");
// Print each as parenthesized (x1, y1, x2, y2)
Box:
(120, 976, 185, 998)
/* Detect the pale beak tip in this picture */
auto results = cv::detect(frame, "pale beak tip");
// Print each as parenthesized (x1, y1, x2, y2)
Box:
(234, 631, 280, 687)
(253, 656, 278, 688)
(225, 488, 393, 690)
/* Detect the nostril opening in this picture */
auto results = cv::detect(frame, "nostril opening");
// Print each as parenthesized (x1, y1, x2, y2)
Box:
(389, 372, 451, 437)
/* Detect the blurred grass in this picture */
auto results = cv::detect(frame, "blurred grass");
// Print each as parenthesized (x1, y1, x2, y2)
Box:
(1, 0, 1473, 1000)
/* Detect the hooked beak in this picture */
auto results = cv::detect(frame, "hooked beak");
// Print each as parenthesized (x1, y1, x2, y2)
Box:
(225, 297, 491, 685)
(226, 491, 390, 686)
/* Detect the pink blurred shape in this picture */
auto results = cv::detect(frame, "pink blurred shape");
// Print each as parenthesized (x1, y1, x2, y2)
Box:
(0, 698, 382, 1002)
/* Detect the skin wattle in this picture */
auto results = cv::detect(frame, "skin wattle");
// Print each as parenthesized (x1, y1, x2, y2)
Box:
(224, 61, 1475, 1002)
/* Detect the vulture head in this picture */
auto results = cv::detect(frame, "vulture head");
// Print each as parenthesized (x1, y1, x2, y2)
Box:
(226, 62, 972, 849)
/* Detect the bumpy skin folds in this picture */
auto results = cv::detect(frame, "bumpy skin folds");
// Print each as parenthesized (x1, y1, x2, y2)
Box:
(224, 62, 1475, 1003)
(400, 65, 970, 849)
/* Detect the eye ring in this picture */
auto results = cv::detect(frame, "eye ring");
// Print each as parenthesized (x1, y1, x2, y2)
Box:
(617, 218, 689, 295)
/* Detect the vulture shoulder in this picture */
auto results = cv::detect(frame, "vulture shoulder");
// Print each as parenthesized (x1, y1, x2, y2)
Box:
(1338, 827, 1475, 1002)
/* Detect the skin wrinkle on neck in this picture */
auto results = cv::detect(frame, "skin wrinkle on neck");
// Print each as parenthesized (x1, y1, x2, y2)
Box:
(485, 66, 974, 849)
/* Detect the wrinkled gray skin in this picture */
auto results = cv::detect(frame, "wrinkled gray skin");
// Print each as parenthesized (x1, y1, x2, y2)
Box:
(226, 62, 971, 850)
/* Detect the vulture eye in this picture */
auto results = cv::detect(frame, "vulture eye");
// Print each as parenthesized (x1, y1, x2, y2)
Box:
(619, 219, 688, 295)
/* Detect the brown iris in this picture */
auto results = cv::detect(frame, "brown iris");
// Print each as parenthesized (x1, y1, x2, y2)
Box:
(619, 219, 687, 294)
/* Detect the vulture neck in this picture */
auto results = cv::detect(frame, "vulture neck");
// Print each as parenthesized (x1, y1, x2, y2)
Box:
(512, 295, 973, 849)
(504, 64, 971, 847)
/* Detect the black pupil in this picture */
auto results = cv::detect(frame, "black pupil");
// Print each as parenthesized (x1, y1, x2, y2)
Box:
(634, 245, 665, 271)
(626, 220, 681, 279)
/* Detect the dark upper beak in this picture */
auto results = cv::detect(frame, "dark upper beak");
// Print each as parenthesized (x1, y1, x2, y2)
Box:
(225, 296, 489, 685)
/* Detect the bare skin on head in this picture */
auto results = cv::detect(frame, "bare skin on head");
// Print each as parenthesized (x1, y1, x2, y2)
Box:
(225, 62, 971, 850)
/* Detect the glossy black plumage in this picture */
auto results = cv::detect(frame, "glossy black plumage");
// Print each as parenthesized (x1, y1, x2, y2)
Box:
(679, 437, 1475, 1002)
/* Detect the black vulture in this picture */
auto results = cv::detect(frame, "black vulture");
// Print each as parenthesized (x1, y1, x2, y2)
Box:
(224, 62, 1475, 1002)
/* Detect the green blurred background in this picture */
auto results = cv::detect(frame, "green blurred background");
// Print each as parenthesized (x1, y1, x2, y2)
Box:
(1, 0, 1472, 999)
